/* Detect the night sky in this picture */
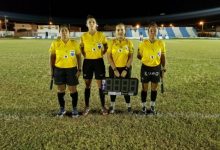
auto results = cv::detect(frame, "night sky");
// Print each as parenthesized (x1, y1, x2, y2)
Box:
(0, 0, 220, 25)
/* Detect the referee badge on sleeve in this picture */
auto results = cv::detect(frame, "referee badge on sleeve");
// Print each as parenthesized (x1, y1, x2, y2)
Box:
(70, 50, 75, 56)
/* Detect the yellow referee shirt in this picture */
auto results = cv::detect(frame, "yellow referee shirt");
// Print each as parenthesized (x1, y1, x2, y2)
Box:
(138, 39, 166, 67)
(80, 31, 107, 59)
(49, 39, 80, 68)
(107, 39, 134, 67)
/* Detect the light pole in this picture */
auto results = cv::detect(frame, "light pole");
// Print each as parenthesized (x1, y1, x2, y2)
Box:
(0, 20, 2, 30)
(199, 21, 204, 33)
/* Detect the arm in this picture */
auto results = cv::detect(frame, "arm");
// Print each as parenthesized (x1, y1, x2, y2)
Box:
(80, 45, 86, 57)
(102, 43, 108, 55)
(107, 53, 120, 77)
(76, 53, 82, 78)
(121, 53, 133, 78)
(80, 37, 86, 57)
(49, 53, 56, 76)
(160, 53, 166, 69)
(137, 49, 142, 60)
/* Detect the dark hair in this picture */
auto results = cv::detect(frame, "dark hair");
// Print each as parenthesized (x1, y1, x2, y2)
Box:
(59, 24, 69, 32)
(87, 15, 95, 21)
(148, 22, 158, 28)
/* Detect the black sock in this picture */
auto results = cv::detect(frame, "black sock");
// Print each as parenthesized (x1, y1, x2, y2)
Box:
(141, 91, 147, 103)
(151, 90, 157, 102)
(99, 88, 105, 107)
(57, 92, 65, 108)
(70, 92, 78, 108)
(110, 95, 116, 102)
(85, 88, 90, 107)
(124, 95, 130, 103)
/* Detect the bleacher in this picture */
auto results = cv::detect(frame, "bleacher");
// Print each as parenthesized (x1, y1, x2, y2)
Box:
(125, 27, 198, 39)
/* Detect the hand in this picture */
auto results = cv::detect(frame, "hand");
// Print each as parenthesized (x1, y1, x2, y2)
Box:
(121, 70, 127, 78)
(114, 70, 120, 77)
(76, 70, 81, 78)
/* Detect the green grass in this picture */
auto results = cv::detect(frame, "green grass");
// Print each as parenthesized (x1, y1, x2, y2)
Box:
(0, 39, 220, 149)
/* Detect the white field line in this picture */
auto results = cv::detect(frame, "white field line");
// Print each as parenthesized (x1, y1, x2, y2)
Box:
(0, 112, 219, 120)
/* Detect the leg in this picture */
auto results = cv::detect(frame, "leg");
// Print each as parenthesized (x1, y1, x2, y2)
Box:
(141, 83, 148, 113)
(83, 79, 92, 116)
(68, 85, 79, 117)
(57, 84, 66, 116)
(150, 82, 158, 114)
(84, 79, 92, 107)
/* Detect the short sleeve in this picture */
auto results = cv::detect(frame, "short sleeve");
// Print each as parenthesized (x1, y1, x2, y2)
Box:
(138, 42, 144, 56)
(102, 33, 108, 45)
(128, 40, 134, 54)
(49, 41, 56, 54)
(107, 40, 113, 54)
(74, 41, 81, 55)
(160, 41, 166, 54)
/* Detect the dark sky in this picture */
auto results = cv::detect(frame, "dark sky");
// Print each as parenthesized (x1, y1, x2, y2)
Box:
(0, 0, 220, 25)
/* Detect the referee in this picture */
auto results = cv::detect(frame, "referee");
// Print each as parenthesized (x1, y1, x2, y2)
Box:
(107, 23, 134, 114)
(49, 26, 81, 117)
(80, 15, 108, 115)
(137, 22, 166, 115)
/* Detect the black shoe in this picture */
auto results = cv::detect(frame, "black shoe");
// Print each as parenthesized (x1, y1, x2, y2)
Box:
(57, 108, 66, 117)
(72, 108, 79, 118)
(127, 107, 132, 113)
(149, 106, 157, 115)
(142, 106, 146, 114)
(109, 106, 115, 114)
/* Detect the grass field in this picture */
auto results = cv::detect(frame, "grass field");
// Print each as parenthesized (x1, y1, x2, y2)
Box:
(0, 39, 220, 149)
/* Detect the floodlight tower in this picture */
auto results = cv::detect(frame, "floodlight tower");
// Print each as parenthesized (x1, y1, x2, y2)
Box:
(199, 21, 204, 33)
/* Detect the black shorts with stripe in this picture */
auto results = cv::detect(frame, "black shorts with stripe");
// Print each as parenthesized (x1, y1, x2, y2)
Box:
(141, 64, 161, 83)
(54, 67, 79, 86)
(83, 58, 105, 80)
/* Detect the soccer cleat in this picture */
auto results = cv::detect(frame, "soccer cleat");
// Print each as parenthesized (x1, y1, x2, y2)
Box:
(101, 107, 108, 115)
(72, 108, 79, 118)
(142, 106, 147, 114)
(82, 107, 90, 116)
(57, 108, 66, 117)
(148, 106, 157, 115)
(127, 107, 132, 113)
(109, 106, 115, 114)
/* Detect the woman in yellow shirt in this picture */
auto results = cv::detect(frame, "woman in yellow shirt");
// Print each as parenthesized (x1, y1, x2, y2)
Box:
(49, 26, 81, 117)
(80, 15, 108, 115)
(107, 23, 134, 114)
(137, 22, 166, 115)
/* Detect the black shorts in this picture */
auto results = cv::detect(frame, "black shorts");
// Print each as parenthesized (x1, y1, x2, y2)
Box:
(109, 66, 131, 78)
(83, 58, 105, 80)
(54, 67, 79, 86)
(141, 64, 161, 83)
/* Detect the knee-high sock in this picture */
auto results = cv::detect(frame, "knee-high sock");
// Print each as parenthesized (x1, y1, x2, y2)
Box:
(85, 88, 90, 107)
(57, 92, 65, 108)
(70, 92, 78, 108)
(99, 88, 105, 107)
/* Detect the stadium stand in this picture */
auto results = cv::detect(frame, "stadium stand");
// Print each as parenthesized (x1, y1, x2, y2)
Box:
(125, 27, 198, 39)
(179, 27, 190, 37)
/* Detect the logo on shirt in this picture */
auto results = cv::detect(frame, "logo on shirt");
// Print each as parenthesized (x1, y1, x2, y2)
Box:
(118, 49, 122, 53)
(92, 48, 96, 51)
(124, 46, 129, 50)
(70, 50, 75, 56)
(158, 52, 161, 57)
(97, 43, 102, 49)
(150, 56, 154, 59)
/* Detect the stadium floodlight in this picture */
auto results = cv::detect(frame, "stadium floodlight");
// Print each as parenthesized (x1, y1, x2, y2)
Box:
(199, 21, 204, 32)
(136, 24, 140, 29)
(49, 21, 53, 25)
(169, 23, 173, 27)
(161, 24, 164, 27)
